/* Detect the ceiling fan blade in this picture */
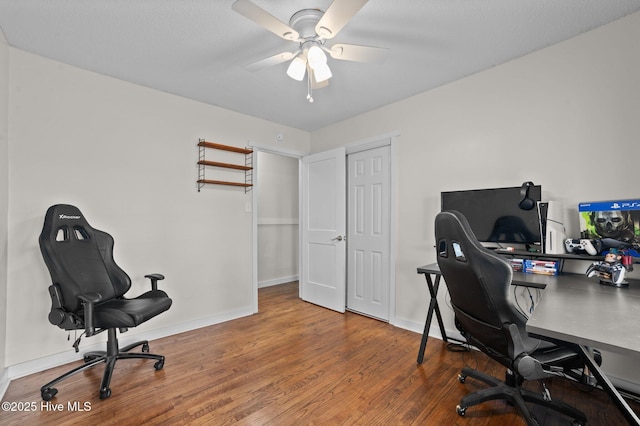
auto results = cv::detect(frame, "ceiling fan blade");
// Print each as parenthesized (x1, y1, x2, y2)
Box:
(243, 51, 298, 72)
(328, 43, 389, 64)
(315, 0, 369, 39)
(232, 0, 300, 41)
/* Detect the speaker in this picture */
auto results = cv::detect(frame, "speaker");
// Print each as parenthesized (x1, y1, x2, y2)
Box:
(519, 181, 536, 210)
(541, 201, 566, 254)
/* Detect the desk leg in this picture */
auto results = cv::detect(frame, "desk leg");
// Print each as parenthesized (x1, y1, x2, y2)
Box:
(575, 344, 640, 426)
(417, 273, 448, 364)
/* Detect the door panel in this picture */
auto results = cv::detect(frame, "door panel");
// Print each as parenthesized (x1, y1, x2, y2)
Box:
(301, 148, 346, 313)
(347, 145, 391, 320)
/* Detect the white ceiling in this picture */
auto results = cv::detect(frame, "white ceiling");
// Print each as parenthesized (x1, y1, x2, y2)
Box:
(0, 0, 639, 131)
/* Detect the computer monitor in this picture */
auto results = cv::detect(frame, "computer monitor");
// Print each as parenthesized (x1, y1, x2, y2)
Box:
(441, 185, 542, 248)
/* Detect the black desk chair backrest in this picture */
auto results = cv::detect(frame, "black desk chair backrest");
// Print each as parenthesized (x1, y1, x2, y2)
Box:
(40, 204, 130, 315)
(435, 210, 592, 425)
(435, 210, 541, 364)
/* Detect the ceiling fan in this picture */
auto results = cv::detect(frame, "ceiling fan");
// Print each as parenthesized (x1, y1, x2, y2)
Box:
(232, 0, 388, 102)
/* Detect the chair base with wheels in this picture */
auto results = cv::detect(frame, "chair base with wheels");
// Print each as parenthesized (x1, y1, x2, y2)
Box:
(455, 366, 587, 426)
(41, 328, 165, 401)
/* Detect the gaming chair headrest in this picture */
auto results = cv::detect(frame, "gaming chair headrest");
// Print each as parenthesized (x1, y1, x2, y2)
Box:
(40, 204, 95, 245)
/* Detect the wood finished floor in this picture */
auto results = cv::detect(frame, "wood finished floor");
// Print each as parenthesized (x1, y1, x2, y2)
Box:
(2, 281, 637, 425)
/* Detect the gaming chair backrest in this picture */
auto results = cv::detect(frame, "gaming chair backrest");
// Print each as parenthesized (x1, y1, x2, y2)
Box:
(435, 210, 532, 359)
(39, 204, 131, 313)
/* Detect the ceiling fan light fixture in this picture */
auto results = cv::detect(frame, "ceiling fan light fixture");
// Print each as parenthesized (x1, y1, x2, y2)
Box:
(313, 62, 332, 83)
(307, 44, 327, 67)
(286, 56, 307, 81)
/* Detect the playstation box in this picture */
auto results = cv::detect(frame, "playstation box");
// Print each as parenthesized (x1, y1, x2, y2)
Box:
(578, 199, 640, 256)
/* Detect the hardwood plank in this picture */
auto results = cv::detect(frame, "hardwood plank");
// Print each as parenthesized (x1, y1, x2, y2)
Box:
(1, 282, 637, 425)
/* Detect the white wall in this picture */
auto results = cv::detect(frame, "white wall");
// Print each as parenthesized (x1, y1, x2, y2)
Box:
(0, 28, 10, 392)
(310, 12, 640, 385)
(257, 151, 299, 287)
(5, 48, 310, 369)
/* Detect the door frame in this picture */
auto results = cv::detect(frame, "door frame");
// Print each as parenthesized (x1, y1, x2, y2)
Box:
(249, 132, 398, 325)
(249, 143, 306, 313)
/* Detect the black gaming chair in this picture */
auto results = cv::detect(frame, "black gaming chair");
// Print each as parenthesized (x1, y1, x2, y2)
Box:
(435, 210, 597, 426)
(38, 204, 172, 400)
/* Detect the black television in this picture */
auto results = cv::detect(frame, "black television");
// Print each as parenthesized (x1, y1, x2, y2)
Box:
(441, 185, 542, 248)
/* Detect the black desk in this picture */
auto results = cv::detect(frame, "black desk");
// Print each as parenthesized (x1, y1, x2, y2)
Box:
(417, 262, 640, 425)
(526, 273, 640, 425)
(416, 263, 545, 363)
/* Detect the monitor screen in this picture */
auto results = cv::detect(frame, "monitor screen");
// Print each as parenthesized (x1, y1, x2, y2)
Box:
(441, 185, 542, 246)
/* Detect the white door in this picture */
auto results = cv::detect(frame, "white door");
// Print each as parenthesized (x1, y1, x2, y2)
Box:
(300, 147, 347, 312)
(347, 146, 391, 320)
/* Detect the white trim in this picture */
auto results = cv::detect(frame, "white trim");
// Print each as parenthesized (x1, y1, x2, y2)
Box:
(611, 375, 640, 397)
(389, 136, 399, 326)
(298, 157, 303, 300)
(7, 306, 253, 380)
(344, 131, 400, 154)
(251, 145, 304, 314)
(247, 141, 306, 158)
(0, 368, 9, 400)
(251, 151, 259, 313)
(258, 275, 299, 288)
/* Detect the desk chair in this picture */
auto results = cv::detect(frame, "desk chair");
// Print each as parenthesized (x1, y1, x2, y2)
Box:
(38, 204, 172, 400)
(435, 210, 596, 426)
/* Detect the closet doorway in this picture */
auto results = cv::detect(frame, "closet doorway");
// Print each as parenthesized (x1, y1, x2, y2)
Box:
(254, 150, 300, 311)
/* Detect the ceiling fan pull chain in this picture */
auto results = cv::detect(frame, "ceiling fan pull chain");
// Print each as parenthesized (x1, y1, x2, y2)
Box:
(307, 70, 314, 103)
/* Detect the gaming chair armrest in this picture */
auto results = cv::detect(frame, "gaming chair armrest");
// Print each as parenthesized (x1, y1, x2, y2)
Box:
(144, 273, 165, 291)
(507, 323, 527, 360)
(77, 292, 103, 337)
(507, 323, 564, 380)
(507, 323, 545, 379)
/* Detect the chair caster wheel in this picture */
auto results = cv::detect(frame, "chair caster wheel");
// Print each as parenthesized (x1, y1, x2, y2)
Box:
(100, 388, 111, 399)
(456, 405, 466, 417)
(458, 373, 466, 383)
(41, 387, 58, 401)
(142, 342, 150, 353)
(154, 360, 164, 370)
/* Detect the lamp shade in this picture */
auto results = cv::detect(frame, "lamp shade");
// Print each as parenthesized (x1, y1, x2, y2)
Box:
(307, 45, 327, 67)
(286, 56, 307, 81)
(313, 62, 332, 83)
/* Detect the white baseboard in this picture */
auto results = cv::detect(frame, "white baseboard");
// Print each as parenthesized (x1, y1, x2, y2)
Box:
(609, 374, 640, 396)
(392, 317, 465, 343)
(258, 275, 298, 288)
(0, 368, 9, 401)
(6, 306, 254, 382)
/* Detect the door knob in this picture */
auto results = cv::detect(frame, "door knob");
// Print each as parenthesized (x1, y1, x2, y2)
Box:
(331, 235, 345, 242)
